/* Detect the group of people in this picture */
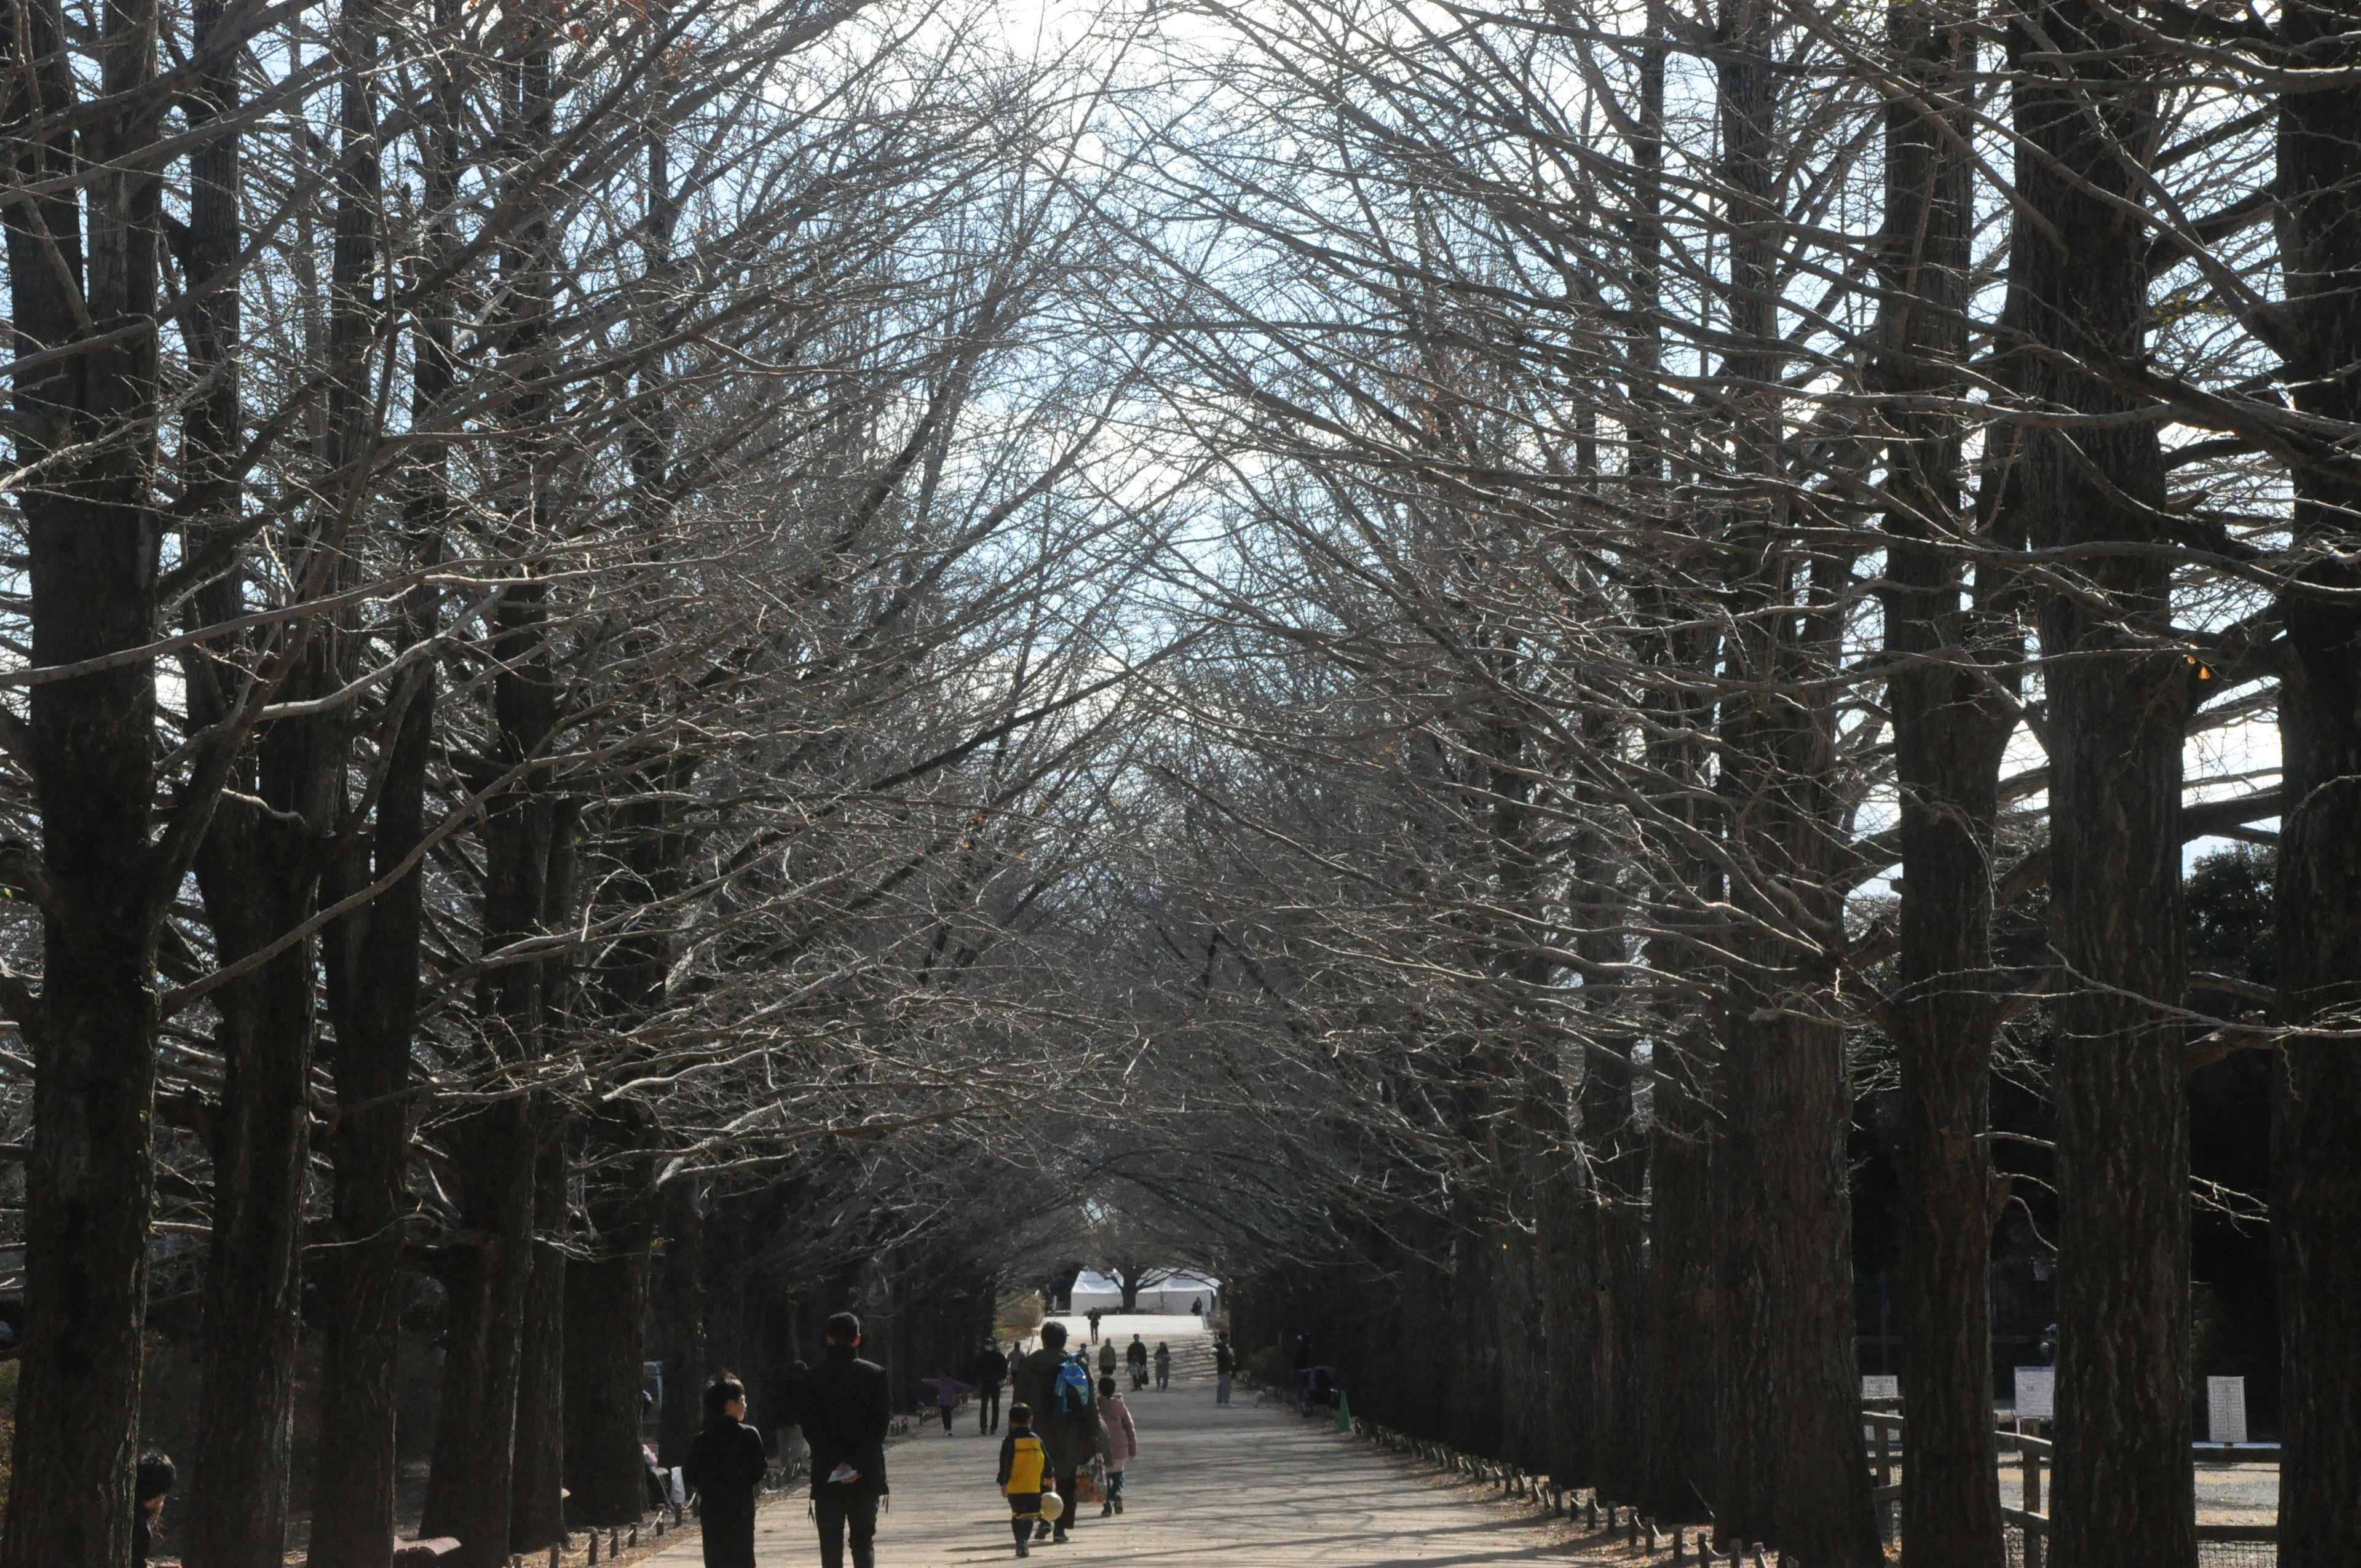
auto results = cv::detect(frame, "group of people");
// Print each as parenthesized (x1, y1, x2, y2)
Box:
(994, 1320, 1141, 1556)
(683, 1313, 1175, 1566)
(687, 1311, 893, 1568)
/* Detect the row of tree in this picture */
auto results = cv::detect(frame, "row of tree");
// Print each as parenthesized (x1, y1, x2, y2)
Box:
(0, 0, 1162, 1562)
(1059, 2, 2359, 1567)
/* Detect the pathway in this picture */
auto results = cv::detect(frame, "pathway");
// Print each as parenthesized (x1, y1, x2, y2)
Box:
(647, 1315, 1619, 1567)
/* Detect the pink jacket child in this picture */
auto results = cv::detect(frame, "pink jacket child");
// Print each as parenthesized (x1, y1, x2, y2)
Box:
(1101, 1392, 1137, 1469)
(1096, 1380, 1139, 1514)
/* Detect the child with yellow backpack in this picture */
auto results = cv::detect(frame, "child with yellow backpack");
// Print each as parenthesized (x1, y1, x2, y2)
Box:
(996, 1403, 1061, 1558)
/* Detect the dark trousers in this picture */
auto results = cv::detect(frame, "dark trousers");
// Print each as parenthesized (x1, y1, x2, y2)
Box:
(702, 1509, 756, 1568)
(979, 1385, 1003, 1433)
(1051, 1470, 1081, 1536)
(1155, 1366, 1169, 1390)
(814, 1489, 880, 1568)
(939, 1404, 955, 1433)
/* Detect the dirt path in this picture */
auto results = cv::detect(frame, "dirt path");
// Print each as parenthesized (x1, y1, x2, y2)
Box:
(646, 1317, 1627, 1567)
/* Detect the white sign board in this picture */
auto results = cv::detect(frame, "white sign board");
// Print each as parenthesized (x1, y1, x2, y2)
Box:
(1861, 1375, 1900, 1401)
(2208, 1376, 2248, 1445)
(2014, 1366, 2054, 1423)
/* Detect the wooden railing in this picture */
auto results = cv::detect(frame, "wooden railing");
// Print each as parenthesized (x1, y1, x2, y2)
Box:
(1859, 1406, 2278, 1566)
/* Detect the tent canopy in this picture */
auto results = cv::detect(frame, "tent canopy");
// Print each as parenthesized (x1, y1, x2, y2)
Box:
(1067, 1269, 1220, 1313)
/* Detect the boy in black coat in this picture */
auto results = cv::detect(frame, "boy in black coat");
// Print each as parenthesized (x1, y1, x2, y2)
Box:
(684, 1373, 768, 1568)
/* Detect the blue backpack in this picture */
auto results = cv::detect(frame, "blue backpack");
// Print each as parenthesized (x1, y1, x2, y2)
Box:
(1053, 1353, 1095, 1416)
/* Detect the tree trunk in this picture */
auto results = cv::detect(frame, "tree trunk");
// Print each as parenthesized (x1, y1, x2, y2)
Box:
(2005, 7, 2196, 1565)
(655, 1180, 708, 1467)
(0, 0, 167, 1558)
(1875, 1, 2011, 1561)
(186, 819, 320, 1568)
(1586, 1043, 1646, 1497)
(419, 1111, 539, 1568)
(510, 1138, 569, 1552)
(1640, 1040, 1719, 1524)
(2271, 7, 2361, 1560)
(563, 1152, 656, 1526)
(1708, 0, 1881, 1558)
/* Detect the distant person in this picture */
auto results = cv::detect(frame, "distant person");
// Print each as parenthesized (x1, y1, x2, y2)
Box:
(134, 1452, 175, 1567)
(1097, 1376, 1138, 1516)
(1011, 1320, 1107, 1545)
(1088, 1307, 1104, 1342)
(997, 1401, 1053, 1559)
(974, 1340, 1011, 1435)
(1126, 1333, 1149, 1390)
(684, 1372, 767, 1568)
(780, 1358, 813, 1475)
(921, 1373, 971, 1435)
(1097, 1337, 1118, 1380)
(1154, 1341, 1172, 1391)
(1190, 1297, 1203, 1320)
(643, 1440, 672, 1513)
(1214, 1334, 1236, 1407)
(803, 1311, 892, 1568)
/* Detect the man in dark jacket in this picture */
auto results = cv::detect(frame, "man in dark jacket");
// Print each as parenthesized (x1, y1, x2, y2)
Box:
(973, 1340, 1010, 1435)
(1010, 1321, 1105, 1545)
(803, 1312, 892, 1568)
(683, 1373, 767, 1568)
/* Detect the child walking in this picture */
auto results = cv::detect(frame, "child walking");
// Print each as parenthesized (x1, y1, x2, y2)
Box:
(921, 1373, 971, 1435)
(997, 1402, 1055, 1558)
(1096, 1376, 1137, 1515)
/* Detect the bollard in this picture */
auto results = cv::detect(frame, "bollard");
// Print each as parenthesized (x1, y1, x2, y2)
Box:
(1752, 1546, 1770, 1568)
(549, 1544, 561, 1568)
(1586, 1495, 1600, 1530)
(1627, 1508, 1640, 1547)
(587, 1534, 598, 1567)
(1647, 1520, 1659, 1553)
(626, 1526, 636, 1549)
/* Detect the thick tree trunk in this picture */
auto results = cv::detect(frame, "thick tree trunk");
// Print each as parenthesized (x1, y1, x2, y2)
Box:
(563, 1202, 655, 1525)
(510, 1138, 570, 1551)
(1708, 2, 1881, 1559)
(1585, 1043, 1645, 1497)
(0, 0, 167, 1559)
(2006, 8, 2195, 1566)
(1717, 1006, 1880, 1567)
(2271, 9, 2361, 1560)
(419, 1111, 539, 1568)
(1874, 3, 2010, 1562)
(186, 825, 320, 1568)
(655, 1180, 708, 1467)
(1639, 1042, 1718, 1524)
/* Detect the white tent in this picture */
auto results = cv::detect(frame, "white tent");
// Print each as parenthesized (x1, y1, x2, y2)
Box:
(1066, 1269, 1220, 1315)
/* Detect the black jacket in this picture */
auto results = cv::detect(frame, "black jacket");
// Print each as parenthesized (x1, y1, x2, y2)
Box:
(684, 1417, 768, 1518)
(973, 1346, 1009, 1388)
(802, 1347, 892, 1498)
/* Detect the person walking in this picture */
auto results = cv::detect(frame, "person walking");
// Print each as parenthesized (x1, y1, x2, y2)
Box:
(1213, 1334, 1236, 1407)
(973, 1340, 1010, 1435)
(1125, 1334, 1149, 1390)
(1097, 1337, 1118, 1382)
(1153, 1341, 1171, 1392)
(133, 1453, 175, 1567)
(1087, 1307, 1103, 1343)
(683, 1373, 768, 1568)
(1096, 1376, 1138, 1515)
(1011, 1320, 1107, 1545)
(921, 1374, 971, 1435)
(803, 1312, 892, 1568)
(996, 1402, 1053, 1559)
